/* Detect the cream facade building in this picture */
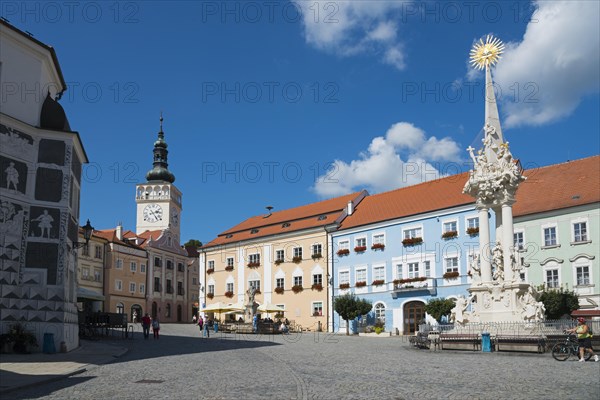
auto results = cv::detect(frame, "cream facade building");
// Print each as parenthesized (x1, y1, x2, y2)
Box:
(76, 231, 108, 312)
(201, 191, 367, 330)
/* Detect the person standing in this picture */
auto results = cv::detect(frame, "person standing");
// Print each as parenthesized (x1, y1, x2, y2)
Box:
(203, 315, 210, 338)
(141, 313, 151, 339)
(567, 317, 599, 362)
(252, 314, 258, 334)
(152, 316, 160, 339)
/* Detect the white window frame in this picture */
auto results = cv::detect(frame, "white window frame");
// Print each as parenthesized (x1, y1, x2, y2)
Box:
(276, 277, 285, 289)
(115, 280, 122, 291)
(293, 247, 303, 259)
(442, 219, 458, 234)
(226, 282, 234, 293)
(140, 263, 146, 273)
(543, 264, 561, 289)
(293, 275, 303, 287)
(116, 259, 123, 269)
(374, 302, 386, 324)
(129, 282, 136, 292)
(355, 237, 367, 248)
(312, 243, 322, 256)
(140, 284, 145, 294)
(226, 257, 234, 267)
(355, 267, 367, 284)
(445, 256, 459, 273)
(403, 225, 423, 239)
(338, 240, 350, 250)
(372, 232, 385, 246)
(572, 258, 593, 287)
(541, 223, 559, 248)
(208, 260, 215, 269)
(571, 218, 590, 244)
(372, 265, 385, 281)
(208, 284, 215, 295)
(312, 301, 323, 316)
(249, 279, 261, 292)
(130, 261, 137, 272)
(275, 249, 284, 262)
(339, 269, 350, 287)
(312, 273, 323, 286)
(514, 229, 525, 251)
(466, 216, 479, 229)
(249, 253, 260, 264)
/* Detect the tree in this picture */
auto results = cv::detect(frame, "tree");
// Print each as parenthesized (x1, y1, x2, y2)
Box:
(539, 288, 579, 320)
(424, 298, 456, 323)
(184, 239, 202, 249)
(334, 294, 373, 335)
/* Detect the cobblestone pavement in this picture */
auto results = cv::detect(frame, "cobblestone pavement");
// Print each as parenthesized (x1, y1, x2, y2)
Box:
(10, 323, 600, 399)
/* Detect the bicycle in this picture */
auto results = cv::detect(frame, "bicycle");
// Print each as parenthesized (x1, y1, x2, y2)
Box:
(551, 332, 593, 361)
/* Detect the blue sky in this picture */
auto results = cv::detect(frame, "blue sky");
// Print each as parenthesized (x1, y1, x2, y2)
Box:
(4, 1, 599, 244)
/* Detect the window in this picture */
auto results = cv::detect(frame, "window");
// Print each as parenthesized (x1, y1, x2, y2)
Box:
(312, 302, 323, 316)
(166, 260, 173, 270)
(116, 259, 123, 269)
(445, 257, 459, 272)
(226, 257, 234, 268)
(82, 244, 90, 257)
(208, 285, 215, 295)
(165, 304, 171, 317)
(338, 240, 349, 250)
(154, 257, 161, 268)
(373, 234, 385, 245)
(573, 222, 588, 243)
(396, 263, 403, 279)
(514, 231, 525, 250)
(154, 277, 160, 292)
(140, 263, 146, 273)
(408, 262, 419, 278)
(94, 245, 102, 259)
(312, 244, 322, 256)
(373, 266, 385, 281)
(177, 281, 184, 295)
(249, 253, 260, 265)
(544, 226, 557, 246)
(208, 260, 215, 270)
(546, 269, 559, 288)
(249, 280, 261, 292)
(116, 303, 124, 314)
(226, 282, 234, 293)
(576, 266, 590, 286)
(355, 237, 366, 247)
(81, 268, 89, 280)
(313, 274, 322, 285)
(339, 271, 349, 285)
(294, 276, 303, 287)
(276, 278, 285, 289)
(130, 262, 137, 272)
(94, 270, 101, 282)
(178, 262, 184, 272)
(293, 247, 303, 259)
(275, 250, 284, 262)
(140, 284, 145, 294)
(467, 217, 479, 229)
(129, 282, 136, 292)
(374, 303, 385, 324)
(443, 221, 457, 233)
(355, 268, 366, 283)
(166, 279, 173, 294)
(404, 227, 422, 239)
(115, 280, 122, 291)
(192, 277, 197, 285)
(424, 261, 431, 277)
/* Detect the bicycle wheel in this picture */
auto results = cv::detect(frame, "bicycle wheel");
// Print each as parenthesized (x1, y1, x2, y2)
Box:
(583, 351, 593, 361)
(552, 343, 571, 361)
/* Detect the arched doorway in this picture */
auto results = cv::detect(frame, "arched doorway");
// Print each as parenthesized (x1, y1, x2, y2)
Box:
(177, 305, 182, 322)
(152, 302, 158, 319)
(403, 301, 425, 334)
(131, 304, 142, 322)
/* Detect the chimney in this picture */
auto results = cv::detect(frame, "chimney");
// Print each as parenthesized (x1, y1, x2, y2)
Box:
(116, 222, 123, 240)
(347, 201, 353, 216)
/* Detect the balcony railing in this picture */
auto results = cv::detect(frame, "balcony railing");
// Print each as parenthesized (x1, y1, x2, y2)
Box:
(391, 277, 437, 298)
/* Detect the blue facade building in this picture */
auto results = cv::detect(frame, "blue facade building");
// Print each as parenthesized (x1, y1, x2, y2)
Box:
(329, 174, 497, 334)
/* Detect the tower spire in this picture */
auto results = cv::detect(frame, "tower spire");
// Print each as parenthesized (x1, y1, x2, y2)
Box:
(146, 113, 175, 183)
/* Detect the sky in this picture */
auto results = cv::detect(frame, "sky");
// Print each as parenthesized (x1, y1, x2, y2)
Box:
(3, 0, 599, 245)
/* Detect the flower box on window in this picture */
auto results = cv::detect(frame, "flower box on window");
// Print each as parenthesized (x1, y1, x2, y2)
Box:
(311, 283, 323, 291)
(371, 243, 385, 250)
(207, 268, 214, 274)
(254, 289, 262, 295)
(339, 283, 350, 290)
(443, 271, 460, 280)
(354, 246, 367, 253)
(311, 253, 322, 260)
(274, 287, 284, 294)
(247, 262, 260, 268)
(442, 231, 458, 239)
(274, 259, 284, 265)
(291, 285, 303, 293)
(292, 256, 302, 264)
(207, 293, 214, 299)
(355, 281, 367, 287)
(393, 277, 427, 285)
(372, 279, 385, 286)
(337, 249, 350, 256)
(402, 237, 423, 246)
(466, 227, 479, 236)
(225, 266, 234, 272)
(224, 291, 234, 298)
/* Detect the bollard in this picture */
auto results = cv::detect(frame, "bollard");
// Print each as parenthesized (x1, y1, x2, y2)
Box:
(481, 332, 492, 352)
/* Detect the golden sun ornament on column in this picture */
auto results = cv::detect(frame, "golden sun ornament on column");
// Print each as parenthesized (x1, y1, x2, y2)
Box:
(470, 35, 505, 70)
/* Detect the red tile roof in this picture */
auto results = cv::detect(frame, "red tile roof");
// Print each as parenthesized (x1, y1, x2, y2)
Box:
(203, 191, 367, 248)
(94, 228, 146, 250)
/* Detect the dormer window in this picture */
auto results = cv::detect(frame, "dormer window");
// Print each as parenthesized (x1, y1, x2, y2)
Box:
(251, 229, 259, 234)
(225, 234, 233, 238)
(318, 215, 327, 221)
(282, 222, 291, 228)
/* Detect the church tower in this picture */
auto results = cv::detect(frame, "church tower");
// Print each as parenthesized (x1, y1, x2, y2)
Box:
(136, 115, 182, 240)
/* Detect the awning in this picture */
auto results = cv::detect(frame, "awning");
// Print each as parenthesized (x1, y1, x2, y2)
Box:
(77, 287, 105, 301)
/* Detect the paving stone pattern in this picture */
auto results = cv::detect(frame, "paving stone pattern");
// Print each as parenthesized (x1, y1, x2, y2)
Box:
(11, 324, 600, 399)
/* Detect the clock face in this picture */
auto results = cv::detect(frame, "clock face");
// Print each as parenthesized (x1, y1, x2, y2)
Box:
(170, 209, 179, 226)
(143, 204, 163, 222)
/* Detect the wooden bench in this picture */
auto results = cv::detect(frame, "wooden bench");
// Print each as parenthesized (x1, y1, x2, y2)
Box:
(495, 335, 545, 353)
(440, 333, 480, 351)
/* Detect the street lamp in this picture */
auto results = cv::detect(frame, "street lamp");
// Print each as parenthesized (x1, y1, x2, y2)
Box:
(73, 219, 94, 249)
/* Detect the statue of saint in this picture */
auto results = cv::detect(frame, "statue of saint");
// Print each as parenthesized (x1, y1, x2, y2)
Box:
(246, 287, 256, 305)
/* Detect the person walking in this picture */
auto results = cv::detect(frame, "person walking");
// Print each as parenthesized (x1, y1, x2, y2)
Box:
(152, 317, 160, 339)
(141, 313, 151, 339)
(566, 317, 599, 362)
(203, 315, 210, 338)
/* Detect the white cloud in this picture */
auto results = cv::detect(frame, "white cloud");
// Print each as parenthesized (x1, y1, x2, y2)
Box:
(293, 1, 407, 70)
(312, 122, 462, 197)
(491, 1, 600, 127)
